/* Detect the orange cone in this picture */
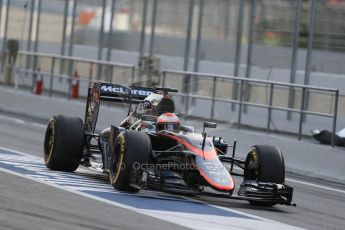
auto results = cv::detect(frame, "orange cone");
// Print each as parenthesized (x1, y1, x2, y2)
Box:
(34, 67, 43, 95)
(71, 70, 79, 99)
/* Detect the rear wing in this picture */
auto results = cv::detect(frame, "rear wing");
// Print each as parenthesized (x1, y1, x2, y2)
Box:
(84, 82, 156, 133)
(99, 82, 156, 103)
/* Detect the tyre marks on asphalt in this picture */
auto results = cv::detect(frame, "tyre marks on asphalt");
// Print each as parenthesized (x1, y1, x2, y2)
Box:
(0, 147, 302, 230)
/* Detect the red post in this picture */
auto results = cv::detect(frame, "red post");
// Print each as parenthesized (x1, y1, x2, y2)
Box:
(34, 67, 43, 95)
(71, 70, 79, 99)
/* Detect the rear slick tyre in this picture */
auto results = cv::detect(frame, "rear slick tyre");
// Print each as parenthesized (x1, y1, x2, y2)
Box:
(44, 115, 84, 172)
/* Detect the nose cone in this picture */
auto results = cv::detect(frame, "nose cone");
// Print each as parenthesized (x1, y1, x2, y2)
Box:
(195, 156, 234, 191)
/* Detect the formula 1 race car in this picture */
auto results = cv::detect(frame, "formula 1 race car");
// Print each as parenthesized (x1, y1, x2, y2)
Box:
(43, 82, 294, 206)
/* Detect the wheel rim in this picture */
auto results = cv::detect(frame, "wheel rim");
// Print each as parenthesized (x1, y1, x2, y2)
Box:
(44, 119, 56, 164)
(110, 135, 125, 185)
(244, 149, 259, 180)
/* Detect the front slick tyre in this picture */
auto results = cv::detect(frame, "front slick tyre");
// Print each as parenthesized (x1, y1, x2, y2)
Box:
(44, 115, 84, 172)
(109, 130, 151, 193)
(245, 145, 285, 207)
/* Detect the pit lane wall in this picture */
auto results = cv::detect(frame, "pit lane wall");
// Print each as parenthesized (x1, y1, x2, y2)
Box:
(0, 85, 344, 184)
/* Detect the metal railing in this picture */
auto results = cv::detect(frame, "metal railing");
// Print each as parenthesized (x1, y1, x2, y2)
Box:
(6, 51, 340, 147)
(16, 51, 136, 97)
(162, 69, 339, 146)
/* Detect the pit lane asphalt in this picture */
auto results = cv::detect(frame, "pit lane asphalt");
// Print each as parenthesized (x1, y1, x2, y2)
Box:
(0, 113, 344, 230)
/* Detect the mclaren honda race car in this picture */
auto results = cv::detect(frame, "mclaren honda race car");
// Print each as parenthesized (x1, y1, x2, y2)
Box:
(43, 82, 294, 206)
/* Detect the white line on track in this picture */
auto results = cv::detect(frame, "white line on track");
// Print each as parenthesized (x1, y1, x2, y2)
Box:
(286, 178, 345, 194)
(0, 114, 46, 128)
(232, 165, 345, 195)
(14, 118, 25, 124)
(29, 122, 46, 128)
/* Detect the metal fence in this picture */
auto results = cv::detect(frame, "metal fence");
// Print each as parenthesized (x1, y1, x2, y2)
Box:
(15, 50, 136, 97)
(0, 1, 344, 117)
(9, 51, 340, 146)
(162, 69, 339, 146)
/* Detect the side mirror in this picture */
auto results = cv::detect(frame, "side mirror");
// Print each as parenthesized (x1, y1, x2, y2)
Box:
(155, 87, 178, 96)
(202, 121, 217, 135)
(203, 121, 217, 129)
(201, 122, 217, 152)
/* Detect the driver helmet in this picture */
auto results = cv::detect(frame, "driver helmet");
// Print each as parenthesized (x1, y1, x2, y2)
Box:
(156, 113, 180, 133)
